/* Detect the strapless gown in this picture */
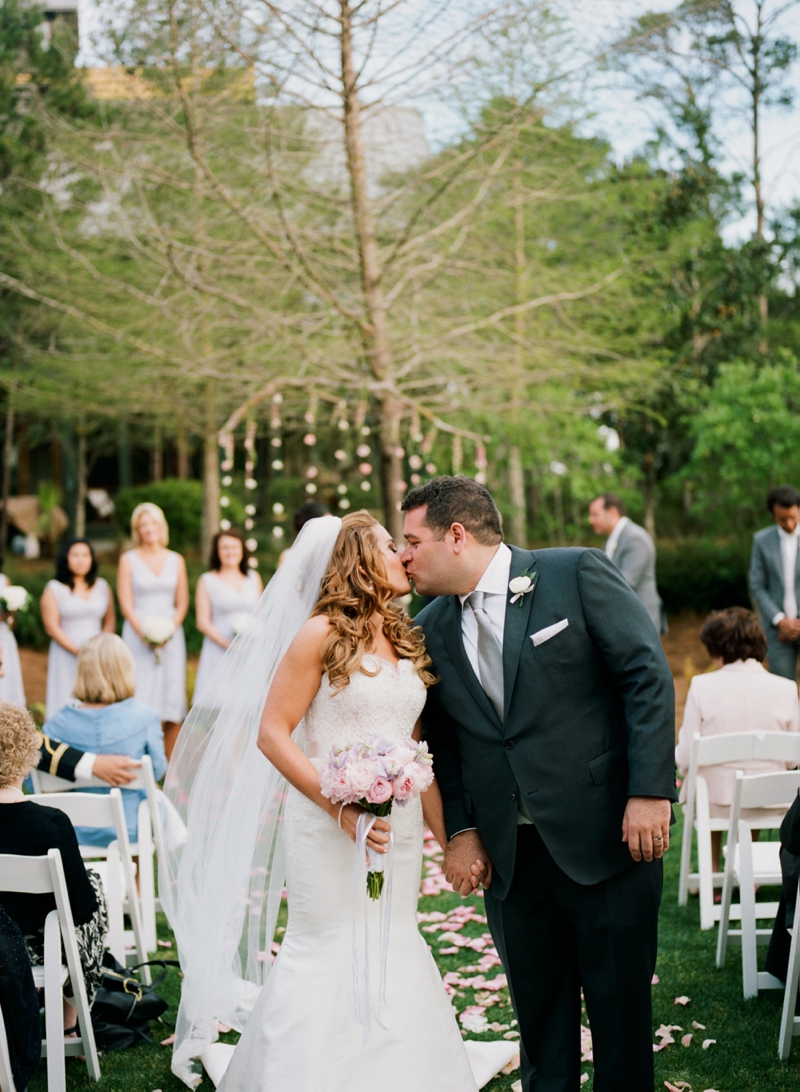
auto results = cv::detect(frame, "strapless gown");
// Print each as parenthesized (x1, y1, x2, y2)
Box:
(214, 655, 502, 1092)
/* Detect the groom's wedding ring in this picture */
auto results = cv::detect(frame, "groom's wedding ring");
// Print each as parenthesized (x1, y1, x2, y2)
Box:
(653, 835, 663, 842)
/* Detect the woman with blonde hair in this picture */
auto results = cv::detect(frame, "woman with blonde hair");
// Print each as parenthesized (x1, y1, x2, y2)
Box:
(117, 502, 188, 760)
(165, 512, 497, 1092)
(0, 702, 109, 1028)
(44, 633, 167, 846)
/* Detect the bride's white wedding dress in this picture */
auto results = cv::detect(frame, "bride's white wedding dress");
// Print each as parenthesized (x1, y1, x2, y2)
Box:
(215, 654, 486, 1092)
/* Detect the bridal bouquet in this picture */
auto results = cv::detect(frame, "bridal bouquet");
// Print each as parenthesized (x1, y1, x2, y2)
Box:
(0, 585, 30, 617)
(320, 735, 435, 899)
(142, 615, 175, 664)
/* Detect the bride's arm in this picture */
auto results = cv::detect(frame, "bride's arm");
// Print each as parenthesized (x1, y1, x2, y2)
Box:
(412, 718, 447, 850)
(257, 616, 391, 855)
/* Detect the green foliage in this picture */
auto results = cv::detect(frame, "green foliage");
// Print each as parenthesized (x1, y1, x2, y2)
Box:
(115, 479, 204, 550)
(657, 538, 751, 614)
(684, 355, 800, 530)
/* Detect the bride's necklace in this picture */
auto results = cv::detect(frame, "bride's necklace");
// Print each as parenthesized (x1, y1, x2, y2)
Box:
(0, 786, 26, 803)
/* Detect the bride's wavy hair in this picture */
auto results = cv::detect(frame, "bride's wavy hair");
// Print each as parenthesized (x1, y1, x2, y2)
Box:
(313, 511, 435, 693)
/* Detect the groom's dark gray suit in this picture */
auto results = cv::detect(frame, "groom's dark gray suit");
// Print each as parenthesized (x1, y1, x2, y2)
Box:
(416, 544, 676, 1092)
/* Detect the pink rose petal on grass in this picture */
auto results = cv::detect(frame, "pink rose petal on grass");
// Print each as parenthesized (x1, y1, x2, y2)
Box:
(651, 974, 659, 984)
(681, 1033, 692, 1048)
(702, 1039, 716, 1050)
(692, 1021, 706, 1029)
(439, 946, 459, 955)
(674, 996, 691, 1005)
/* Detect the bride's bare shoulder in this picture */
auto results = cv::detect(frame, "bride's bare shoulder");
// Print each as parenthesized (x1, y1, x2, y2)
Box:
(290, 614, 332, 656)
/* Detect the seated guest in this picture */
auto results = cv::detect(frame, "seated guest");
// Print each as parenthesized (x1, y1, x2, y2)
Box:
(0, 702, 109, 1030)
(0, 637, 139, 787)
(43, 633, 167, 847)
(675, 607, 800, 871)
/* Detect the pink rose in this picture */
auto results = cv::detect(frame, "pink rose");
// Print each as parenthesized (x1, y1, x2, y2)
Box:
(411, 761, 434, 793)
(367, 777, 393, 804)
(392, 772, 416, 801)
(347, 759, 377, 798)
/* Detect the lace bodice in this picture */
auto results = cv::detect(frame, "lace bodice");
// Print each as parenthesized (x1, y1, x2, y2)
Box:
(304, 655, 426, 757)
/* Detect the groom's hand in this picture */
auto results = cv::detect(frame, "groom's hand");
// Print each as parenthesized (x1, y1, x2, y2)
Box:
(444, 830, 493, 896)
(622, 796, 671, 862)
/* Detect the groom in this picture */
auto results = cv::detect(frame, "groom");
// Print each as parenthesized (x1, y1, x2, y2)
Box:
(401, 477, 676, 1092)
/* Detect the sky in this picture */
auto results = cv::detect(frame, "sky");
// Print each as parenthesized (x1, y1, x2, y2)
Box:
(72, 0, 800, 240)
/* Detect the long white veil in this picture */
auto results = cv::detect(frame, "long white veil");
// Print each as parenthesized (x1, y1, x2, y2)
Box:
(160, 516, 343, 1088)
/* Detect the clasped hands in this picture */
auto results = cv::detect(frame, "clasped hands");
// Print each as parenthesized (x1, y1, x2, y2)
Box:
(442, 796, 673, 896)
(777, 617, 800, 643)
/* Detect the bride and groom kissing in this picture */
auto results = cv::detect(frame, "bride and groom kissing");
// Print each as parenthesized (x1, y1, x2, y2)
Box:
(165, 475, 677, 1092)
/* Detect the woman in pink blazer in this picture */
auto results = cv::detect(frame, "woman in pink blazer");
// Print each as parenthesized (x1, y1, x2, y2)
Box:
(676, 607, 799, 871)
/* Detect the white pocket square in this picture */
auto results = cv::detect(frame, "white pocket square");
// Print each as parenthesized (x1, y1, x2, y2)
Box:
(531, 619, 569, 646)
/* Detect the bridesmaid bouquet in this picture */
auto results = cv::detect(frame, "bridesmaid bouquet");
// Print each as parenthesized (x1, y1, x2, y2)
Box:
(320, 735, 435, 899)
(142, 615, 175, 664)
(0, 586, 30, 619)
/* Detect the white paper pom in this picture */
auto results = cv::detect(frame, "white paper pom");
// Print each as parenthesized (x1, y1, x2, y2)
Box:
(425, 463, 437, 474)
(244, 518, 254, 530)
(246, 538, 258, 551)
(408, 455, 422, 470)
(220, 496, 231, 508)
(339, 499, 351, 510)
(272, 527, 284, 539)
(303, 433, 316, 446)
(305, 483, 317, 494)
(246, 504, 257, 516)
(334, 450, 347, 461)
(220, 519, 232, 531)
(357, 444, 371, 458)
(271, 460, 284, 470)
(360, 481, 371, 491)
(305, 466, 319, 479)
(360, 426, 371, 436)
(272, 502, 284, 515)
(359, 462, 372, 475)
(271, 437, 282, 448)
(221, 459, 234, 471)
(411, 473, 421, 486)
(245, 478, 257, 490)
(336, 484, 348, 495)
(248, 556, 260, 567)
(222, 475, 233, 487)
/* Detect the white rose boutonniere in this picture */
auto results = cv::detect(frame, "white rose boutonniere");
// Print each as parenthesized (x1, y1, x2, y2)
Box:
(509, 568, 537, 607)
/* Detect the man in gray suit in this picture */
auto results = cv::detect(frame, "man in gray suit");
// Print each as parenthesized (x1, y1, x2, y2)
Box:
(588, 493, 663, 631)
(749, 485, 800, 681)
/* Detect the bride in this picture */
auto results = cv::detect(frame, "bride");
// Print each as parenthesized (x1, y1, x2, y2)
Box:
(162, 513, 506, 1091)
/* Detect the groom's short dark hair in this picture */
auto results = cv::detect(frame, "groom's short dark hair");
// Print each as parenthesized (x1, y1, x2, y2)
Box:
(401, 476, 503, 545)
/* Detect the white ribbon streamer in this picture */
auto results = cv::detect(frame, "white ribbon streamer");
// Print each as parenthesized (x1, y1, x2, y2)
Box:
(352, 810, 394, 1041)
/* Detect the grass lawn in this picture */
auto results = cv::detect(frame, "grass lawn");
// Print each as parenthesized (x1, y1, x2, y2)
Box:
(27, 821, 800, 1092)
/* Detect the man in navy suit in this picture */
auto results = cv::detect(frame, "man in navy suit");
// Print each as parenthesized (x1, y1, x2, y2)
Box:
(401, 477, 676, 1092)
(750, 485, 800, 680)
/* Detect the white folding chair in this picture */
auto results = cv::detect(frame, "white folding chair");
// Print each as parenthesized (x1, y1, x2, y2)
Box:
(31, 755, 164, 953)
(679, 732, 800, 930)
(717, 769, 800, 998)
(779, 873, 800, 1059)
(26, 790, 150, 983)
(0, 995, 17, 1092)
(0, 849, 101, 1088)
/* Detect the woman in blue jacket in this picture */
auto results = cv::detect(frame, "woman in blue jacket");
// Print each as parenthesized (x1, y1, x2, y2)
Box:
(44, 633, 167, 846)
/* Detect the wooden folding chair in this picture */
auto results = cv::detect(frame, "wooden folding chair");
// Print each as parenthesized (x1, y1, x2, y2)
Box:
(717, 769, 800, 998)
(679, 732, 800, 930)
(30, 755, 164, 953)
(0, 849, 101, 1088)
(26, 790, 150, 983)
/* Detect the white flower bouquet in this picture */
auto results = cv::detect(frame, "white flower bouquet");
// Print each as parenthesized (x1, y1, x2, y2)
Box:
(320, 735, 434, 899)
(0, 585, 31, 615)
(231, 612, 254, 637)
(142, 615, 175, 664)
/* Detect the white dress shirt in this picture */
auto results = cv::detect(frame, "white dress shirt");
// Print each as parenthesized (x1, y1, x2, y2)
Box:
(459, 543, 513, 677)
(773, 524, 800, 625)
(604, 516, 629, 561)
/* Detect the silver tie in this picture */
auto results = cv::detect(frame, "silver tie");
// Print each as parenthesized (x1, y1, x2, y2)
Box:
(466, 590, 504, 720)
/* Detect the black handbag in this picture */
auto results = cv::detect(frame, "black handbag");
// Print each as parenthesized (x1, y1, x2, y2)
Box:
(91, 952, 180, 1051)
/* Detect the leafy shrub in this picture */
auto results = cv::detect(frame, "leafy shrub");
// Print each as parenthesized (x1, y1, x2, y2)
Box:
(115, 479, 204, 550)
(656, 539, 752, 615)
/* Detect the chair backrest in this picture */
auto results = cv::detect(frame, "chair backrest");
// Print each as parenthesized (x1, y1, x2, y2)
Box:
(25, 789, 127, 840)
(0, 853, 55, 896)
(693, 731, 800, 769)
(735, 769, 800, 811)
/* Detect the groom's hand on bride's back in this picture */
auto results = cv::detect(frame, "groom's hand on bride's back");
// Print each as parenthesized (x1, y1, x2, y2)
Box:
(444, 830, 493, 896)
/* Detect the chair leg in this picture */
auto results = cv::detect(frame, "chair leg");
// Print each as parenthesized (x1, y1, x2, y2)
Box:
(739, 832, 759, 998)
(716, 842, 736, 969)
(678, 803, 693, 907)
(779, 888, 800, 1059)
(43, 911, 66, 1092)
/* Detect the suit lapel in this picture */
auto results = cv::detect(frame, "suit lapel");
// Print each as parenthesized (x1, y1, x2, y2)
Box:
(769, 526, 783, 580)
(439, 593, 502, 729)
(502, 546, 538, 719)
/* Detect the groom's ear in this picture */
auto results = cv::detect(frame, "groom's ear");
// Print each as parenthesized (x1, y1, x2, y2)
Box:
(449, 522, 468, 553)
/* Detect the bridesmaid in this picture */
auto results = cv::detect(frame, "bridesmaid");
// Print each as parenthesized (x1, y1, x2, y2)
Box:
(193, 529, 262, 703)
(41, 538, 115, 718)
(0, 564, 26, 707)
(117, 502, 188, 760)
